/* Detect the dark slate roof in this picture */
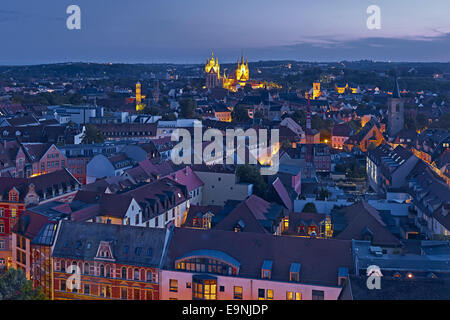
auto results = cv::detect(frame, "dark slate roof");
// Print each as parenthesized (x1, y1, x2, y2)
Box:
(343, 276, 450, 300)
(164, 227, 353, 287)
(332, 201, 402, 247)
(332, 123, 352, 137)
(213, 195, 285, 234)
(0, 169, 80, 201)
(52, 220, 168, 268)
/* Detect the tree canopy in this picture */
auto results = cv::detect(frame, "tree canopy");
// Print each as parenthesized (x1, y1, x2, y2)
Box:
(231, 104, 249, 122)
(236, 164, 267, 198)
(179, 98, 196, 118)
(303, 202, 318, 213)
(81, 124, 105, 144)
(0, 269, 46, 300)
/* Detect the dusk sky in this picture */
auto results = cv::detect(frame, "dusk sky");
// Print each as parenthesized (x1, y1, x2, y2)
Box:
(1, 0, 450, 65)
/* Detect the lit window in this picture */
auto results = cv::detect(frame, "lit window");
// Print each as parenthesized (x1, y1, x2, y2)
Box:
(286, 291, 293, 300)
(170, 279, 178, 292)
(233, 286, 243, 300)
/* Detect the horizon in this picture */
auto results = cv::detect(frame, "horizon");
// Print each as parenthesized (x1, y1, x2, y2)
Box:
(2, 58, 450, 68)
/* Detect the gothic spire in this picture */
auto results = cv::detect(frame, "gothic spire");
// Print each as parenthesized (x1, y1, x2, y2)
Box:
(392, 77, 401, 99)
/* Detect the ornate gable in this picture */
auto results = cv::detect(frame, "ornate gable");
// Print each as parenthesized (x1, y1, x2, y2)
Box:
(94, 240, 115, 261)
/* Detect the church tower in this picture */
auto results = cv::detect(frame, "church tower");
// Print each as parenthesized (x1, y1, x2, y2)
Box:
(312, 81, 321, 99)
(205, 52, 221, 89)
(136, 82, 145, 112)
(387, 77, 404, 137)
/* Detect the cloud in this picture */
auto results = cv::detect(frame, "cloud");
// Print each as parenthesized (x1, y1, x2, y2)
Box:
(248, 33, 450, 62)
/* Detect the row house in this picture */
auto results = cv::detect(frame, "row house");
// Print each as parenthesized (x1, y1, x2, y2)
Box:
(124, 161, 204, 205)
(160, 227, 352, 300)
(0, 140, 27, 178)
(408, 161, 450, 239)
(183, 195, 287, 235)
(331, 123, 353, 150)
(413, 129, 450, 165)
(59, 143, 127, 184)
(52, 221, 167, 300)
(367, 144, 419, 194)
(286, 144, 331, 173)
(282, 211, 333, 239)
(94, 123, 157, 142)
(22, 143, 67, 176)
(11, 206, 68, 299)
(1, 170, 81, 272)
(73, 178, 190, 229)
(30, 221, 354, 300)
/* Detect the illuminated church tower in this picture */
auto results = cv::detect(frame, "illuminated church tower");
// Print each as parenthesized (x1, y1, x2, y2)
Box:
(205, 52, 221, 89)
(312, 81, 321, 99)
(235, 55, 250, 87)
(135, 82, 145, 112)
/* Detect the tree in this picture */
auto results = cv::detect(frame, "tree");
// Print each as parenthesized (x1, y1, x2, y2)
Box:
(179, 98, 196, 118)
(81, 124, 105, 144)
(349, 119, 362, 133)
(0, 269, 46, 300)
(236, 164, 267, 198)
(287, 110, 306, 127)
(281, 140, 292, 150)
(416, 113, 428, 131)
(303, 202, 317, 213)
(231, 104, 249, 122)
(430, 113, 450, 131)
(317, 188, 331, 201)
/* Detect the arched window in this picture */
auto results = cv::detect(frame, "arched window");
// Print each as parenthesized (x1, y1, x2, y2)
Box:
(134, 268, 139, 280)
(121, 267, 127, 279)
(146, 270, 152, 282)
(106, 265, 111, 278)
(84, 263, 90, 275)
(100, 264, 105, 277)
(175, 251, 239, 276)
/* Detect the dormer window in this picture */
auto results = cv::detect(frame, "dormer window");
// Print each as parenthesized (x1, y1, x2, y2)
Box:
(234, 220, 245, 233)
(261, 260, 273, 280)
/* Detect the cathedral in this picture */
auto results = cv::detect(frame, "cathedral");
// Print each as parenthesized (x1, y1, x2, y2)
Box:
(205, 52, 279, 92)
